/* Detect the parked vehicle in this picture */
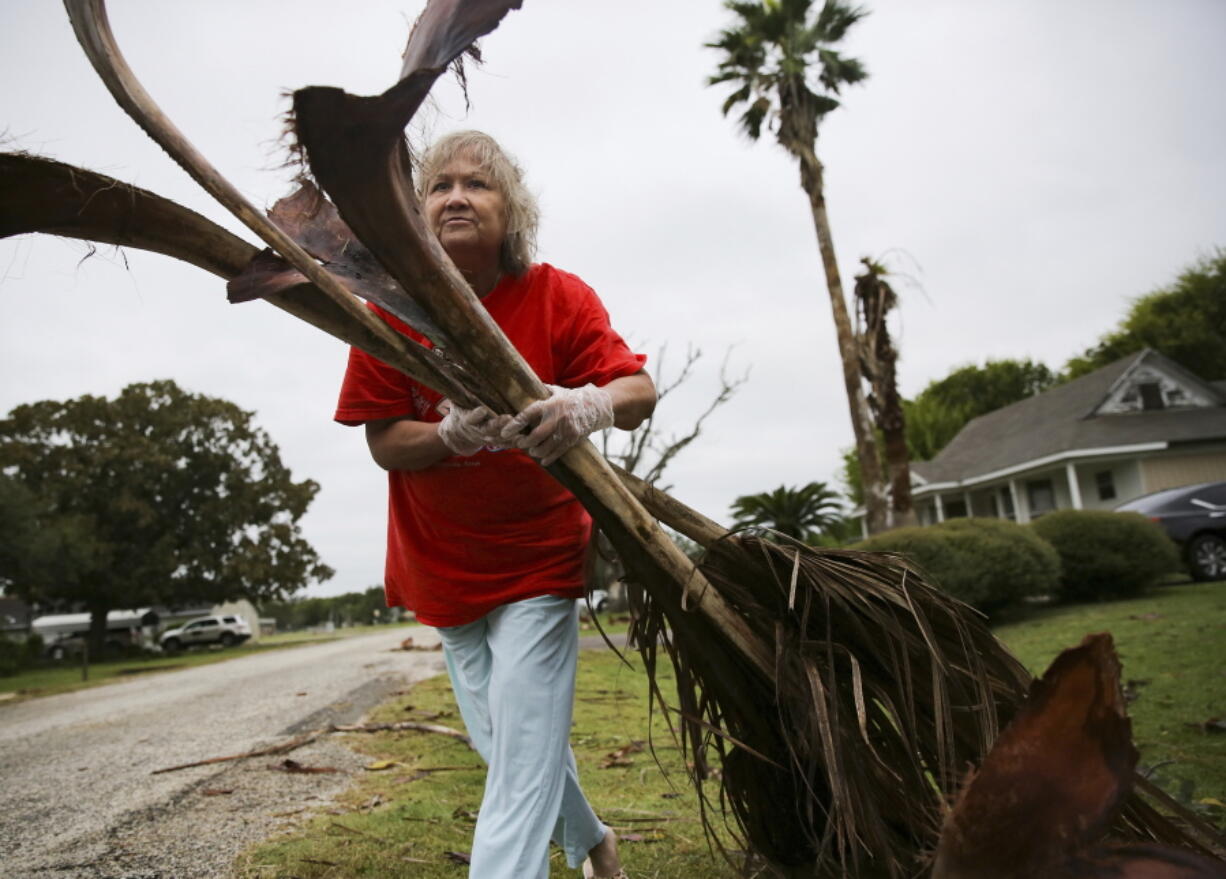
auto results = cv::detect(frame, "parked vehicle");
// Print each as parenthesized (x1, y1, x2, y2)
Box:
(1115, 481, 1226, 581)
(160, 615, 252, 652)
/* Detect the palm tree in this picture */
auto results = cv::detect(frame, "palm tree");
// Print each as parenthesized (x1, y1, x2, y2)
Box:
(709, 0, 888, 533)
(730, 481, 843, 542)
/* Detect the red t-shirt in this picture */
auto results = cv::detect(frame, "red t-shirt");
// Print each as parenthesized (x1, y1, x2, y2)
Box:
(334, 263, 647, 627)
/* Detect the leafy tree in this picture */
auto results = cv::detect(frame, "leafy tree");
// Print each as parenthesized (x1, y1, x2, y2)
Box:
(0, 380, 333, 649)
(1065, 249, 1226, 380)
(709, 0, 888, 532)
(907, 358, 1057, 460)
(730, 481, 844, 542)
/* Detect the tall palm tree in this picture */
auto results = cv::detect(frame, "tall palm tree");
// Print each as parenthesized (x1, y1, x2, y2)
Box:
(730, 481, 843, 542)
(709, 0, 888, 533)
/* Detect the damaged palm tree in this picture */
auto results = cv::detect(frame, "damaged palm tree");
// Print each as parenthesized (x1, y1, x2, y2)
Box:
(0, 1, 1211, 874)
(854, 258, 915, 529)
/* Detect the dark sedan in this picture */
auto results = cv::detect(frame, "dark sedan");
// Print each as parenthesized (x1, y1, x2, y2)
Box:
(1115, 480, 1226, 581)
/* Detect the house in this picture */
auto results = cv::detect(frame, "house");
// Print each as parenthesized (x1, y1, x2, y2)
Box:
(910, 350, 1226, 525)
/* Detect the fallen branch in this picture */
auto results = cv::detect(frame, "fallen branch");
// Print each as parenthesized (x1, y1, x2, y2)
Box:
(150, 731, 322, 774)
(331, 720, 473, 749)
(150, 719, 472, 775)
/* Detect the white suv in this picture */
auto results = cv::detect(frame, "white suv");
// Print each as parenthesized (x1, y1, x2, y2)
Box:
(160, 615, 251, 652)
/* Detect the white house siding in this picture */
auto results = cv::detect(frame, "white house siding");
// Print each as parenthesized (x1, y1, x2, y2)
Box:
(1074, 459, 1144, 511)
(1141, 447, 1226, 493)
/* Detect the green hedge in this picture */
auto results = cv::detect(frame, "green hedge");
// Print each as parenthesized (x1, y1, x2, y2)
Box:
(853, 517, 1061, 614)
(1029, 510, 1181, 601)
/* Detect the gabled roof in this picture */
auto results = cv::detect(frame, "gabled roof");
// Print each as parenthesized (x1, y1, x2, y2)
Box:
(911, 350, 1226, 488)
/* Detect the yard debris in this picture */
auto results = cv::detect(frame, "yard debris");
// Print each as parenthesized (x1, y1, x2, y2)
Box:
(444, 851, 472, 864)
(452, 807, 479, 823)
(1187, 716, 1226, 734)
(364, 760, 409, 771)
(151, 719, 473, 775)
(600, 740, 645, 769)
(298, 858, 339, 867)
(152, 731, 322, 774)
(200, 788, 234, 796)
(396, 636, 442, 651)
(272, 758, 341, 775)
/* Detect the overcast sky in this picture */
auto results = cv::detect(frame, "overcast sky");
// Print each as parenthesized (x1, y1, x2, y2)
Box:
(3, 0, 1224, 598)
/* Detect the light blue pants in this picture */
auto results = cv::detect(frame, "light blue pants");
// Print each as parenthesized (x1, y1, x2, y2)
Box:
(438, 595, 607, 877)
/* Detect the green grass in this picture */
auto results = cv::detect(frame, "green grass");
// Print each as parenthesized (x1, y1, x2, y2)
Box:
(224, 582, 1221, 876)
(0, 622, 419, 702)
(993, 581, 1226, 818)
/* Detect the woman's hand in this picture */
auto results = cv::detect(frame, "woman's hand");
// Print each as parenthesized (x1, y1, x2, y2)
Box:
(500, 384, 616, 466)
(437, 402, 512, 456)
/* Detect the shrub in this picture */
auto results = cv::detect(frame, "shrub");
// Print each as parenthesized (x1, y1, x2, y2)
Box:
(0, 637, 21, 677)
(853, 517, 1061, 614)
(1029, 510, 1181, 601)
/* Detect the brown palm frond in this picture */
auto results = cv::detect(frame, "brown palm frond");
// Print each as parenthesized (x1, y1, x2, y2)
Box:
(626, 529, 1031, 875)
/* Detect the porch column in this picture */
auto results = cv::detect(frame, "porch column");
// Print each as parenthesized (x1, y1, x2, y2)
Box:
(1065, 462, 1083, 510)
(1009, 479, 1027, 524)
(934, 493, 946, 523)
(964, 491, 974, 518)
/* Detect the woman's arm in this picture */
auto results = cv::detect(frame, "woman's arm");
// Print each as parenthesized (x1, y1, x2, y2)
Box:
(364, 417, 452, 472)
(603, 370, 657, 430)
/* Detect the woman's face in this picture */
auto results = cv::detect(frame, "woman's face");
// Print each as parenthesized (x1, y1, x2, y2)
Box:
(424, 153, 508, 272)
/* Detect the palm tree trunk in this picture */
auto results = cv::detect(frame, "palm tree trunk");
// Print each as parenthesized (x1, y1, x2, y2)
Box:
(793, 148, 888, 534)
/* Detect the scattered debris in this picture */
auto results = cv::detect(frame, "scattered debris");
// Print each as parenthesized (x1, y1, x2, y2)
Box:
(365, 760, 409, 771)
(396, 637, 442, 652)
(600, 740, 645, 769)
(298, 858, 339, 867)
(152, 719, 473, 774)
(444, 851, 472, 865)
(1187, 716, 1226, 734)
(1129, 612, 1164, 621)
(152, 731, 322, 774)
(272, 759, 341, 775)
(452, 806, 479, 823)
(200, 788, 234, 796)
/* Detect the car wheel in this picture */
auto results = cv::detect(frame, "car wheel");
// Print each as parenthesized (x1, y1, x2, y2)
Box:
(1188, 534, 1226, 582)
(163, 637, 182, 653)
(220, 632, 237, 648)
(594, 598, 609, 613)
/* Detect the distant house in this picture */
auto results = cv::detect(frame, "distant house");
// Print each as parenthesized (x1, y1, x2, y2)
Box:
(910, 350, 1226, 525)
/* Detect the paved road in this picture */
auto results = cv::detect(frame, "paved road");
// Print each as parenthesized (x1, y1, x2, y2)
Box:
(0, 628, 447, 879)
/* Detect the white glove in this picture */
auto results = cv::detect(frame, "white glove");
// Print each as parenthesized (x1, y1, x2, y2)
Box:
(500, 384, 615, 466)
(436, 401, 511, 456)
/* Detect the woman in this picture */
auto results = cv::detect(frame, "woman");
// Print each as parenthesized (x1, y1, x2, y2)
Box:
(334, 130, 653, 878)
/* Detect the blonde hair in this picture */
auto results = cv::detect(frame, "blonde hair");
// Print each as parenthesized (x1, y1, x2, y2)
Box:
(416, 130, 539, 277)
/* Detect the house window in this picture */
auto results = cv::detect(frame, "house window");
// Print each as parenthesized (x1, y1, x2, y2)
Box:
(1027, 479, 1056, 516)
(944, 498, 968, 519)
(1096, 470, 1116, 501)
(1139, 382, 1165, 410)
(998, 487, 1015, 520)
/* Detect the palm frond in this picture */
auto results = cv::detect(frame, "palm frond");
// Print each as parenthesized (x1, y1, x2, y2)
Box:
(627, 534, 1032, 876)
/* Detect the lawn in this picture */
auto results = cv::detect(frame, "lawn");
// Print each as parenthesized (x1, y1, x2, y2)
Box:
(0, 622, 419, 702)
(224, 582, 1223, 875)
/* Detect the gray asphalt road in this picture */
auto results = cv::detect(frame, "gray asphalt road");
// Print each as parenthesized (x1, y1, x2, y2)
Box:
(0, 627, 446, 879)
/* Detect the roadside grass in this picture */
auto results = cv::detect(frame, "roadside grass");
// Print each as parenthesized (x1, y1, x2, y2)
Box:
(236, 582, 1222, 877)
(0, 622, 419, 702)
